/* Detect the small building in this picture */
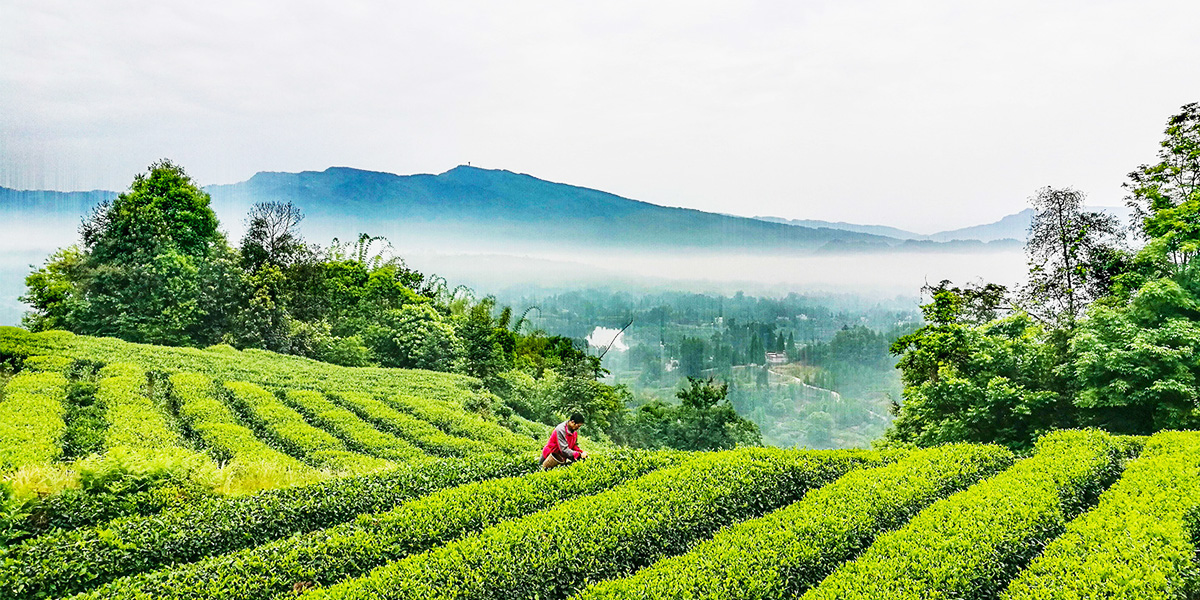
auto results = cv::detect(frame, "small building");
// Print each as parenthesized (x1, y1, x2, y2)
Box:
(765, 352, 788, 365)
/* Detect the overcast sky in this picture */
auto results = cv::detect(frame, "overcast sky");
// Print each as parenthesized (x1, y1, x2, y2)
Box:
(2, 0, 1198, 233)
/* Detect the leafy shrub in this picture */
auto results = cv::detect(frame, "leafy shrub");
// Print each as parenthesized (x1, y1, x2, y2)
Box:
(575, 443, 1014, 599)
(0, 371, 68, 472)
(331, 391, 492, 457)
(0, 453, 535, 600)
(801, 429, 1129, 600)
(79, 450, 680, 600)
(385, 393, 539, 454)
(283, 389, 425, 461)
(1002, 430, 1200, 600)
(308, 448, 876, 600)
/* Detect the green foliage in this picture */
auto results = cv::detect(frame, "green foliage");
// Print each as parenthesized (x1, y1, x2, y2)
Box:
(1002, 431, 1200, 600)
(75, 447, 214, 497)
(575, 443, 1013, 600)
(801, 430, 1128, 600)
(1126, 102, 1200, 271)
(618, 377, 762, 451)
(365, 303, 464, 371)
(385, 393, 540, 454)
(0, 371, 68, 472)
(17, 484, 214, 542)
(1074, 273, 1200, 433)
(282, 389, 425, 461)
(223, 381, 394, 475)
(330, 391, 492, 457)
(307, 448, 875, 600)
(168, 372, 317, 480)
(77, 450, 677, 600)
(0, 454, 535, 600)
(60, 379, 107, 459)
(19, 247, 86, 332)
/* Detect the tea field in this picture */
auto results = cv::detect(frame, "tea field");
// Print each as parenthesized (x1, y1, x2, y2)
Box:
(1, 327, 1199, 599)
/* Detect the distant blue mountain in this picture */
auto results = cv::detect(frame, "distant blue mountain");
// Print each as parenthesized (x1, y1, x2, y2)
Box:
(3, 165, 1028, 254)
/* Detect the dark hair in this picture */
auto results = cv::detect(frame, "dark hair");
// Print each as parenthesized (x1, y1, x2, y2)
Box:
(569, 412, 586, 425)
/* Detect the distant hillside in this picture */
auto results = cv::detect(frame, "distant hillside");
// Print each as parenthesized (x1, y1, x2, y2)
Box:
(754, 217, 927, 241)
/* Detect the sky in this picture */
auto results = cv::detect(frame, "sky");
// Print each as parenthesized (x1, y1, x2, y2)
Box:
(2, 0, 1199, 233)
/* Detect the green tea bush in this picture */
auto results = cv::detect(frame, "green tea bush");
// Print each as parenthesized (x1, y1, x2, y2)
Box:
(20, 354, 72, 374)
(386, 393, 539, 454)
(61, 380, 107, 459)
(99, 364, 194, 453)
(800, 429, 1128, 600)
(283, 389, 426, 461)
(0, 453, 535, 600)
(308, 448, 876, 600)
(332, 391, 491, 457)
(168, 373, 316, 477)
(78, 450, 680, 600)
(19, 484, 214, 541)
(1001, 430, 1200, 600)
(0, 371, 68, 472)
(575, 443, 1014, 600)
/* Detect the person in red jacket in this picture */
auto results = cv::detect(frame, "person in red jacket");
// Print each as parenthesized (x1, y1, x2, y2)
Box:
(540, 412, 588, 470)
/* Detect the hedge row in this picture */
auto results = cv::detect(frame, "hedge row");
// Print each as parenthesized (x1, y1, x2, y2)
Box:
(0, 453, 536, 600)
(333, 391, 492, 457)
(800, 429, 1129, 600)
(20, 484, 216, 541)
(0, 371, 68, 472)
(98, 363, 190, 452)
(168, 373, 315, 477)
(283, 389, 426, 462)
(1001, 430, 1200, 600)
(21, 354, 73, 374)
(575, 442, 1014, 600)
(386, 393, 539, 454)
(223, 381, 394, 475)
(308, 448, 877, 600)
(79, 450, 680, 600)
(0, 327, 485, 408)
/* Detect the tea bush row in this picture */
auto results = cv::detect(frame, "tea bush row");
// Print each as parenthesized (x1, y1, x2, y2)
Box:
(282, 390, 426, 461)
(80, 450, 679, 600)
(385, 393, 538, 454)
(98, 364, 192, 453)
(223, 381, 396, 475)
(333, 391, 492, 457)
(0, 453, 535, 600)
(1001, 430, 1200, 600)
(0, 371, 68, 472)
(307, 448, 877, 600)
(168, 373, 316, 477)
(575, 442, 1014, 600)
(800, 430, 1129, 600)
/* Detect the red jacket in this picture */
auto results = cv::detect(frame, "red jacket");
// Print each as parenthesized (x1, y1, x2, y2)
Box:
(541, 421, 582, 461)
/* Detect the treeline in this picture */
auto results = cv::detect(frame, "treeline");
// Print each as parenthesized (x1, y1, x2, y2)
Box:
(888, 102, 1200, 450)
(19, 161, 760, 450)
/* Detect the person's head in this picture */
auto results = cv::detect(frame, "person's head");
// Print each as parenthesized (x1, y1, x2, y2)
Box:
(567, 412, 586, 432)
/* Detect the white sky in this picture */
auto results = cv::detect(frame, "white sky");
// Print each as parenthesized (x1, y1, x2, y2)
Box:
(2, 0, 1198, 233)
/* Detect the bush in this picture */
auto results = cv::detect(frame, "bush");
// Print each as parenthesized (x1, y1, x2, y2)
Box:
(283, 389, 426, 461)
(385, 393, 539, 454)
(575, 443, 1014, 599)
(1002, 430, 1200, 600)
(801, 430, 1129, 600)
(308, 448, 877, 600)
(78, 450, 680, 600)
(0, 371, 68, 472)
(331, 391, 491, 457)
(0, 453, 536, 600)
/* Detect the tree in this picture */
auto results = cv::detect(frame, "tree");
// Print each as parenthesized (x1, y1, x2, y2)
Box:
(1126, 102, 1200, 271)
(1020, 187, 1123, 327)
(240, 201, 305, 270)
(668, 377, 762, 450)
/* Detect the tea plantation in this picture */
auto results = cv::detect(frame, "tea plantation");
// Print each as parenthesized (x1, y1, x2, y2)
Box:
(1, 326, 1199, 599)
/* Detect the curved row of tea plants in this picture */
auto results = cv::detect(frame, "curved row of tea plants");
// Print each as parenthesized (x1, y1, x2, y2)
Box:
(331, 391, 492, 457)
(98, 364, 194, 455)
(307, 448, 877, 600)
(800, 430, 1131, 600)
(384, 393, 539, 454)
(78, 450, 680, 600)
(0, 371, 68, 472)
(168, 373, 317, 481)
(1001, 430, 1200, 600)
(0, 453, 535, 600)
(222, 381, 394, 475)
(282, 390, 426, 461)
(0, 328, 484, 409)
(575, 442, 1014, 600)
